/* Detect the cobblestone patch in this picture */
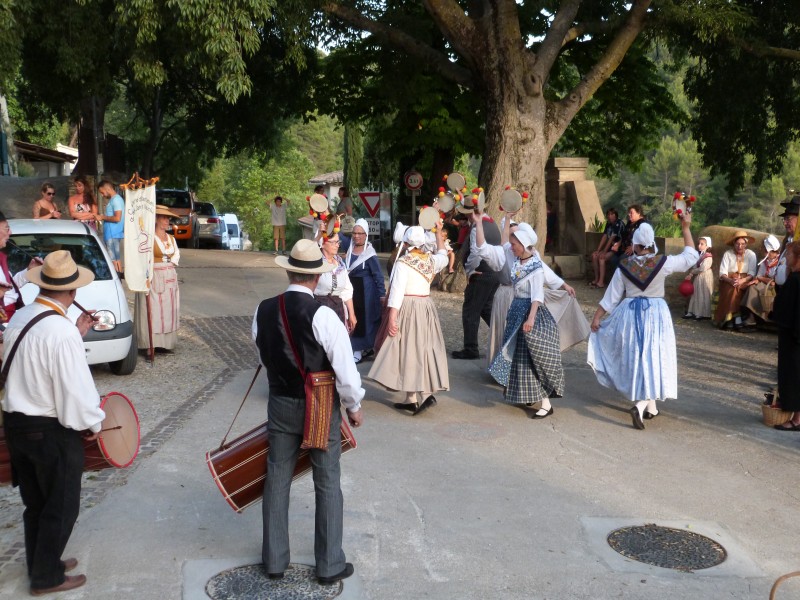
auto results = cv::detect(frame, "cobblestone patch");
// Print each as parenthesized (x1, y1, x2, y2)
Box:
(205, 564, 343, 599)
(0, 315, 256, 576)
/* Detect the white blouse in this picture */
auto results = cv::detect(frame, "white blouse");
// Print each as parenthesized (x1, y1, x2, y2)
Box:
(599, 246, 699, 313)
(386, 250, 448, 309)
(476, 241, 554, 303)
(314, 256, 353, 302)
(718, 249, 757, 278)
(155, 235, 181, 265)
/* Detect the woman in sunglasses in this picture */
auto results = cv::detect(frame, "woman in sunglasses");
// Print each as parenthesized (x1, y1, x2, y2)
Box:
(32, 182, 62, 219)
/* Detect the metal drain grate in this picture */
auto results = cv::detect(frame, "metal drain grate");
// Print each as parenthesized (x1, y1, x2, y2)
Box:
(607, 524, 727, 571)
(206, 563, 343, 599)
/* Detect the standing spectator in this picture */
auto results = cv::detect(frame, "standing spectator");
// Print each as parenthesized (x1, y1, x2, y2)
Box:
(96, 180, 124, 267)
(32, 183, 61, 220)
(269, 196, 288, 256)
(775, 195, 799, 287)
(589, 208, 624, 288)
(67, 175, 98, 230)
(2, 250, 103, 595)
(345, 219, 385, 363)
(608, 205, 646, 273)
(771, 242, 800, 430)
(683, 236, 714, 320)
(714, 230, 757, 330)
(253, 238, 364, 584)
(588, 217, 698, 429)
(337, 187, 354, 218)
(452, 213, 503, 359)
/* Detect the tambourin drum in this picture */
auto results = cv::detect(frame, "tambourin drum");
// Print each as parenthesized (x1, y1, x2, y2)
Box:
(206, 418, 357, 513)
(436, 193, 455, 214)
(446, 172, 466, 193)
(0, 392, 140, 485)
(309, 193, 329, 214)
(418, 206, 440, 230)
(500, 189, 523, 213)
(83, 392, 141, 471)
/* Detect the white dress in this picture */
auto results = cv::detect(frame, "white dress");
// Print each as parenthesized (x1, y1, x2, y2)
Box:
(587, 246, 698, 402)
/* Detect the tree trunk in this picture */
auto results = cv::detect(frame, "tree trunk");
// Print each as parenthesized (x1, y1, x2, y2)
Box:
(74, 96, 106, 177)
(140, 89, 163, 179)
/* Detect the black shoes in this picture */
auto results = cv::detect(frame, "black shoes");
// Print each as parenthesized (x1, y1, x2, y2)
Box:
(630, 406, 645, 430)
(393, 402, 418, 412)
(452, 349, 479, 359)
(643, 411, 659, 420)
(267, 572, 284, 580)
(414, 395, 437, 416)
(530, 407, 553, 419)
(318, 562, 354, 585)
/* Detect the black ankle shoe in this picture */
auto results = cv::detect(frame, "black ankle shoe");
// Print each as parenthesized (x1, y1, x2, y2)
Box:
(452, 349, 479, 359)
(318, 563, 354, 585)
(393, 402, 418, 412)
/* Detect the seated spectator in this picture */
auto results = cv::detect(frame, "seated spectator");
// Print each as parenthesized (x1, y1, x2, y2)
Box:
(608, 205, 647, 273)
(590, 208, 624, 288)
(741, 234, 781, 326)
(683, 236, 714, 320)
(714, 230, 757, 330)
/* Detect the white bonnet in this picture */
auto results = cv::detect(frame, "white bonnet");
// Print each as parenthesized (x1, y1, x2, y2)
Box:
(699, 236, 712, 248)
(763, 234, 780, 253)
(353, 218, 369, 234)
(393, 222, 408, 244)
(632, 223, 657, 253)
(404, 226, 426, 248)
(512, 223, 537, 249)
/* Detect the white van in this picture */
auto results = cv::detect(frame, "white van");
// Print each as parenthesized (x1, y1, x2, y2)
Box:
(222, 213, 241, 250)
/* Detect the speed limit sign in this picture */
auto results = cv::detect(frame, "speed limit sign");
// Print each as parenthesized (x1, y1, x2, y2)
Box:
(404, 170, 423, 191)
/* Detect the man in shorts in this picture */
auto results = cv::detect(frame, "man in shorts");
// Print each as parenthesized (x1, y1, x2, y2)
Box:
(269, 196, 288, 255)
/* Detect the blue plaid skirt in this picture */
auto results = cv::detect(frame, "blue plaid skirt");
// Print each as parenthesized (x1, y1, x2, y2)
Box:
(489, 298, 564, 404)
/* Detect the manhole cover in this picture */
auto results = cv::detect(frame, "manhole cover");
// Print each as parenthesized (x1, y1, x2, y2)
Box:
(206, 563, 343, 599)
(607, 524, 727, 571)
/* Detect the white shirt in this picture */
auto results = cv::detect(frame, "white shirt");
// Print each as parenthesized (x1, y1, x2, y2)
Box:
(476, 241, 563, 302)
(1, 268, 28, 307)
(465, 217, 498, 277)
(2, 297, 105, 432)
(718, 249, 756, 279)
(314, 256, 354, 302)
(271, 204, 287, 226)
(599, 246, 699, 313)
(251, 285, 364, 412)
(386, 250, 448, 309)
(776, 239, 792, 286)
(155, 235, 181, 265)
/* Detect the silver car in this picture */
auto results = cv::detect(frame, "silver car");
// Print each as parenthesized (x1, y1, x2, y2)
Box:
(196, 201, 226, 248)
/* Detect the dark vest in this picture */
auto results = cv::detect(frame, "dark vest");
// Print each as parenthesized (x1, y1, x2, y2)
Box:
(464, 218, 502, 274)
(255, 291, 333, 398)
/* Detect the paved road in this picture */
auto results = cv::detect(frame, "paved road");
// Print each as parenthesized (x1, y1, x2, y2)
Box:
(1, 247, 798, 599)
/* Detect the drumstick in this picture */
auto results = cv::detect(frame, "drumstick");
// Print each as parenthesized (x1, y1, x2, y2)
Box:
(99, 425, 122, 433)
(6, 241, 44, 265)
(73, 300, 100, 322)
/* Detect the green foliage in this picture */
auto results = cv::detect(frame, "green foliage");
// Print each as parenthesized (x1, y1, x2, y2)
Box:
(4, 74, 70, 148)
(287, 114, 343, 175)
(588, 214, 606, 233)
(343, 123, 363, 189)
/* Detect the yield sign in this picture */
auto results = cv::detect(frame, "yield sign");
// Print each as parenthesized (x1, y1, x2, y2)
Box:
(358, 191, 381, 217)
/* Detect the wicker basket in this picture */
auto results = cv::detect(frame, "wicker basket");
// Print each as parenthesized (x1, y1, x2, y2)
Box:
(762, 393, 793, 427)
(759, 289, 776, 313)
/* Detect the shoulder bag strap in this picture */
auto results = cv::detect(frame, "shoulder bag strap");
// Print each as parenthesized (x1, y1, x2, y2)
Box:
(279, 294, 306, 378)
(2, 310, 59, 379)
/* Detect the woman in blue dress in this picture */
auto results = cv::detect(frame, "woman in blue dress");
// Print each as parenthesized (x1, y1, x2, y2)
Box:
(474, 213, 564, 419)
(345, 219, 386, 363)
(588, 215, 697, 429)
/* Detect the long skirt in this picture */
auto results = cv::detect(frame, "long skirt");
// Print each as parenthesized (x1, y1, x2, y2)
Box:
(714, 278, 745, 325)
(349, 273, 382, 351)
(135, 263, 179, 349)
(368, 296, 449, 393)
(488, 298, 564, 405)
(587, 296, 677, 402)
(687, 269, 714, 318)
(486, 286, 590, 368)
(741, 281, 775, 321)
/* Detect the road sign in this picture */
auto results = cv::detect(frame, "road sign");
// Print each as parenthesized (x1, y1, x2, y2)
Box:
(358, 191, 381, 217)
(365, 217, 381, 236)
(404, 170, 423, 191)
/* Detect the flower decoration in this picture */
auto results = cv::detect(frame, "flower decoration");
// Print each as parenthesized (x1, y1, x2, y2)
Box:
(438, 186, 446, 198)
(672, 191, 697, 219)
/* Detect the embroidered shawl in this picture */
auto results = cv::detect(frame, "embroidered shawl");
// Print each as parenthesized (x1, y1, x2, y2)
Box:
(398, 250, 435, 283)
(619, 254, 667, 291)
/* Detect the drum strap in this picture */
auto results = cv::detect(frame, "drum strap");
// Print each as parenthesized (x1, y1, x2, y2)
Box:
(279, 294, 335, 451)
(0, 310, 59, 390)
(217, 365, 262, 450)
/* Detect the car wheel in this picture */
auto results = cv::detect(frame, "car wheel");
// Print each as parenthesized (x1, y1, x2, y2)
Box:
(192, 230, 200, 249)
(109, 331, 138, 375)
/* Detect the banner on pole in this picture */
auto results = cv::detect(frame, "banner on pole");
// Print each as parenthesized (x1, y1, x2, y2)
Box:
(123, 184, 156, 292)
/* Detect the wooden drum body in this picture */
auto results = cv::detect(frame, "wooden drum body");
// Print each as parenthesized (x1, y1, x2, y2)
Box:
(207, 418, 357, 513)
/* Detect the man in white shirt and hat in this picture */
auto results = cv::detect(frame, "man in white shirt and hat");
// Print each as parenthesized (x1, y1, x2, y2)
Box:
(252, 239, 364, 586)
(2, 250, 104, 596)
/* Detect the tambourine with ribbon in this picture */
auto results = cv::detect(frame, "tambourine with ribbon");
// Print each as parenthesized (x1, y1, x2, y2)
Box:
(419, 206, 441, 230)
(456, 187, 485, 214)
(307, 193, 329, 217)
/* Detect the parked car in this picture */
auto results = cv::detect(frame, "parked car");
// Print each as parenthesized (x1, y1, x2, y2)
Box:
(156, 188, 199, 248)
(7, 219, 137, 375)
(196, 201, 226, 248)
(223, 213, 242, 250)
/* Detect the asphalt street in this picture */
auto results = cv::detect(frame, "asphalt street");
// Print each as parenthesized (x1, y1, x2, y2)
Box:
(1, 247, 798, 600)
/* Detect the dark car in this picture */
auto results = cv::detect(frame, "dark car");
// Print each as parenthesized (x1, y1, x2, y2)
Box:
(156, 188, 200, 248)
(196, 201, 226, 248)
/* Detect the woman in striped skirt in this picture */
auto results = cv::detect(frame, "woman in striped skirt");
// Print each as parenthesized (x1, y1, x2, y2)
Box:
(474, 212, 564, 418)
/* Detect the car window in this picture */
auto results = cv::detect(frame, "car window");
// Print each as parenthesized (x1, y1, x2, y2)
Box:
(227, 224, 239, 236)
(196, 203, 216, 216)
(8, 234, 113, 281)
(156, 191, 192, 210)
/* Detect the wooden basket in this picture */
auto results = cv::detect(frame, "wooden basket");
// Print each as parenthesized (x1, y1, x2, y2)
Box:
(759, 289, 776, 313)
(762, 392, 792, 427)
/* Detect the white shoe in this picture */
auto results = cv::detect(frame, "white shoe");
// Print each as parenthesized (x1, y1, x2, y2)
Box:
(353, 351, 362, 364)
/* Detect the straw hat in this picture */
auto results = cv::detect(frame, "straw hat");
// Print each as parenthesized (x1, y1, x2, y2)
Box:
(155, 205, 179, 218)
(275, 239, 335, 274)
(726, 230, 755, 246)
(27, 250, 95, 291)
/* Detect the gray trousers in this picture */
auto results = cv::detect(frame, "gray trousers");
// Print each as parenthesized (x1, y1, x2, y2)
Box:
(262, 393, 346, 577)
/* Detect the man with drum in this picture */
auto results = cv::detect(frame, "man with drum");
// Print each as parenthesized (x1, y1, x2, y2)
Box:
(252, 238, 364, 585)
(2, 250, 104, 596)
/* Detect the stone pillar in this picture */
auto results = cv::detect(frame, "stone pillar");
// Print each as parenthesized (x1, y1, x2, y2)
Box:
(545, 157, 603, 256)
